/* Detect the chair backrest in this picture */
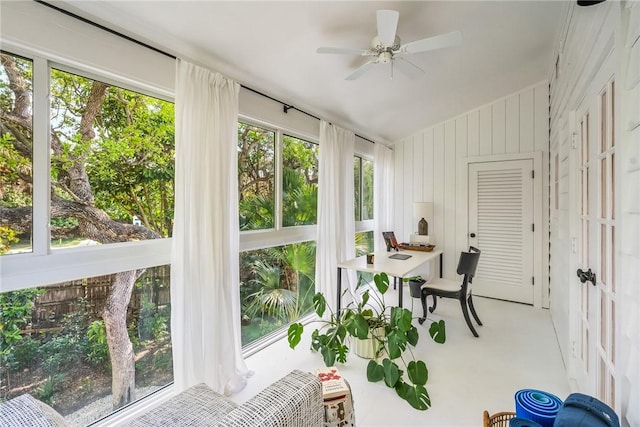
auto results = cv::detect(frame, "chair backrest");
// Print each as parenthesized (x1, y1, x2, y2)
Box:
(456, 246, 481, 290)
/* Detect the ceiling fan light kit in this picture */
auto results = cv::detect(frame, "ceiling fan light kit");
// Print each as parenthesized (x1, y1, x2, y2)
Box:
(317, 9, 462, 80)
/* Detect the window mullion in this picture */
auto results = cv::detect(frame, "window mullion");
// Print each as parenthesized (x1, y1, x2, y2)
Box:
(32, 56, 50, 256)
(275, 129, 283, 230)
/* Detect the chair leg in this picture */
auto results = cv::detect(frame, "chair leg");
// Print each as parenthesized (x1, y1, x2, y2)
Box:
(428, 295, 438, 313)
(418, 291, 428, 324)
(460, 298, 479, 337)
(468, 295, 483, 326)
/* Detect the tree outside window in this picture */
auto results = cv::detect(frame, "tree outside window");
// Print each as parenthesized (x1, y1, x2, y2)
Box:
(0, 52, 174, 421)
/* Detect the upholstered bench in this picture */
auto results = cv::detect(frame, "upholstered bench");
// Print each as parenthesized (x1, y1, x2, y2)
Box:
(0, 370, 324, 427)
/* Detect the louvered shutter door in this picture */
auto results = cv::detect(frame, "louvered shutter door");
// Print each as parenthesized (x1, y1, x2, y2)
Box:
(469, 160, 534, 304)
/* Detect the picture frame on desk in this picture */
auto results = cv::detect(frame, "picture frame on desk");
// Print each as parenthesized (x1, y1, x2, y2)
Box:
(382, 231, 399, 252)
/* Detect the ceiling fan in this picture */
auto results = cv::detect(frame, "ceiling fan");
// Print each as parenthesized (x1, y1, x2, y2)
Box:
(318, 10, 462, 80)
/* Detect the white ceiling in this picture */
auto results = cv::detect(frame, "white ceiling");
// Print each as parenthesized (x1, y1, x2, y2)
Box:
(61, 1, 568, 144)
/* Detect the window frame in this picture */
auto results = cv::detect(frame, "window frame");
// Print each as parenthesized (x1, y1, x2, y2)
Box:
(354, 154, 374, 235)
(237, 116, 319, 253)
(0, 48, 172, 293)
(0, 45, 176, 426)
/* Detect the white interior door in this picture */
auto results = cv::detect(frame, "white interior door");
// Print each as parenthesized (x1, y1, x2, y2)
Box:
(572, 71, 617, 409)
(468, 159, 534, 304)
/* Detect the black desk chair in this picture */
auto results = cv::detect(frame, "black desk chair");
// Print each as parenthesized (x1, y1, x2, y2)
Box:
(417, 246, 483, 337)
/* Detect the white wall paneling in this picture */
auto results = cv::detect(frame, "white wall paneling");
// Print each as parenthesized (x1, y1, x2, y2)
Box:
(393, 81, 549, 307)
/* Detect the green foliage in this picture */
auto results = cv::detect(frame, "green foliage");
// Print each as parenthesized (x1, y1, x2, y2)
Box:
(2, 334, 38, 371)
(87, 320, 109, 366)
(152, 348, 172, 370)
(0, 288, 43, 356)
(0, 226, 19, 255)
(35, 375, 63, 404)
(39, 303, 90, 374)
(287, 272, 446, 411)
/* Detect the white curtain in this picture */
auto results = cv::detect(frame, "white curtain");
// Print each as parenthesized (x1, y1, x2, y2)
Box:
(373, 143, 394, 252)
(315, 121, 356, 313)
(172, 59, 250, 395)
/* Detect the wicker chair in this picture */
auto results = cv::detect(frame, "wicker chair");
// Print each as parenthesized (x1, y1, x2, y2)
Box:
(483, 410, 517, 427)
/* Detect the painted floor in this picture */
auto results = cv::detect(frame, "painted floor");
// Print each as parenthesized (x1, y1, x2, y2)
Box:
(232, 290, 570, 427)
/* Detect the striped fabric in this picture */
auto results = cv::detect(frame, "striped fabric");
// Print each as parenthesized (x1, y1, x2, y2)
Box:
(127, 370, 323, 427)
(218, 369, 324, 427)
(0, 370, 324, 427)
(126, 383, 238, 427)
(0, 394, 68, 427)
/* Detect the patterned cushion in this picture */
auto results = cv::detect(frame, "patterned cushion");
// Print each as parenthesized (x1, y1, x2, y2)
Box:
(218, 369, 324, 427)
(0, 394, 69, 427)
(125, 383, 237, 427)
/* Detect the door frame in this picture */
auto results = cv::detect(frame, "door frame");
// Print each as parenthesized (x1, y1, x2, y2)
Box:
(458, 151, 545, 308)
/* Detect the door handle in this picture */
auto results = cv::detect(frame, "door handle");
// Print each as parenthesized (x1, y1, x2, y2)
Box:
(470, 233, 476, 238)
(576, 268, 596, 286)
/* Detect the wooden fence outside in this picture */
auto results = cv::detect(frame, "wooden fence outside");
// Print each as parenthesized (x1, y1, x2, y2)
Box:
(29, 266, 171, 332)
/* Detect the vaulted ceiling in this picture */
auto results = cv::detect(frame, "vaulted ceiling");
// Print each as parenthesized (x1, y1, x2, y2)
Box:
(61, 1, 567, 144)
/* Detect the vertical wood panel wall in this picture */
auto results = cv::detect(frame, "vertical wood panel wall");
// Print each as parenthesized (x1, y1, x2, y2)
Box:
(392, 81, 549, 283)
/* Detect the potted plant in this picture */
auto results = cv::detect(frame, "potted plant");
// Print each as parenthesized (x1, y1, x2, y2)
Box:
(287, 272, 446, 410)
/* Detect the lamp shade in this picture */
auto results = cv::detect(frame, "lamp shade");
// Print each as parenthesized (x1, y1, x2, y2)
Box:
(413, 202, 433, 220)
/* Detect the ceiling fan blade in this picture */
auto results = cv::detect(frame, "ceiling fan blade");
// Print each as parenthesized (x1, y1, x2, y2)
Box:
(393, 57, 425, 79)
(399, 30, 462, 55)
(376, 10, 399, 47)
(317, 47, 373, 56)
(345, 61, 377, 80)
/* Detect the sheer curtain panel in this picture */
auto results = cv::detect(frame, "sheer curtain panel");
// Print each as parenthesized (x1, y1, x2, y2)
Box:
(172, 59, 250, 395)
(373, 143, 394, 252)
(315, 121, 356, 313)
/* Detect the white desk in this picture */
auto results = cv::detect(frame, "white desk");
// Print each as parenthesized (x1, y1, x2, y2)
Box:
(336, 248, 443, 314)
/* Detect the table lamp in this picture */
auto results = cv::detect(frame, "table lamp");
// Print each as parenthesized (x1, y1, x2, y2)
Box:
(413, 202, 433, 235)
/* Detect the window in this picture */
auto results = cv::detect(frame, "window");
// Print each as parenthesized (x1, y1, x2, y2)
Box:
(282, 135, 318, 226)
(0, 266, 172, 424)
(354, 156, 373, 221)
(0, 53, 33, 255)
(0, 50, 175, 423)
(239, 241, 316, 346)
(354, 155, 374, 286)
(238, 123, 319, 347)
(238, 123, 275, 231)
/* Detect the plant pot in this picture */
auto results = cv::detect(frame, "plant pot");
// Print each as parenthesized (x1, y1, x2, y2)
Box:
(409, 278, 426, 298)
(353, 326, 386, 359)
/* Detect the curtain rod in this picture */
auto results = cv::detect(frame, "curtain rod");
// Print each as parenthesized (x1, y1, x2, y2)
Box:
(34, 0, 376, 145)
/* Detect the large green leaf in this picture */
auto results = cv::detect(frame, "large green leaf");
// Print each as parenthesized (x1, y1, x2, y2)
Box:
(287, 323, 303, 349)
(429, 319, 447, 344)
(312, 292, 326, 317)
(391, 307, 413, 331)
(374, 272, 389, 294)
(386, 330, 407, 359)
(382, 358, 401, 387)
(406, 325, 419, 346)
(404, 384, 431, 410)
(335, 342, 349, 363)
(320, 345, 336, 366)
(347, 313, 370, 339)
(366, 360, 384, 382)
(407, 360, 428, 386)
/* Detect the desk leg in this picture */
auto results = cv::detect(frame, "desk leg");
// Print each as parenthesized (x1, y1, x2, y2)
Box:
(397, 276, 403, 308)
(439, 253, 443, 278)
(336, 267, 342, 320)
